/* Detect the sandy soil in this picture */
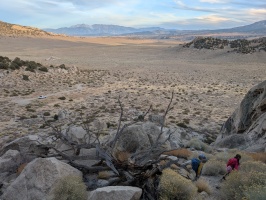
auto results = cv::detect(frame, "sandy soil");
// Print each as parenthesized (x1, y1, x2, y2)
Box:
(0, 35, 266, 146)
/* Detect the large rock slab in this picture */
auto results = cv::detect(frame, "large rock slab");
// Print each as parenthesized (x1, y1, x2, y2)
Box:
(0, 150, 21, 173)
(87, 186, 142, 200)
(2, 157, 82, 200)
(0, 135, 49, 162)
(215, 80, 266, 151)
(112, 122, 171, 163)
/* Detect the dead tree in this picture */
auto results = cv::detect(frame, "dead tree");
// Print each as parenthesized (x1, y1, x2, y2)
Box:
(36, 92, 179, 198)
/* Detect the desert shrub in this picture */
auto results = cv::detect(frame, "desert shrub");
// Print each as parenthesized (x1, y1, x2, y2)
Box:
(98, 171, 114, 179)
(39, 66, 48, 72)
(176, 122, 188, 128)
(52, 175, 87, 200)
(0, 62, 9, 69)
(247, 152, 266, 163)
(25, 61, 41, 72)
(220, 161, 266, 200)
(26, 108, 36, 112)
(43, 111, 50, 116)
(240, 161, 266, 173)
(186, 138, 212, 153)
(195, 178, 211, 194)
(0, 56, 11, 63)
(58, 64, 66, 69)
(158, 168, 197, 200)
(22, 75, 29, 81)
(214, 150, 252, 163)
(58, 96, 66, 100)
(54, 114, 59, 120)
(202, 159, 226, 176)
(30, 115, 38, 118)
(243, 186, 266, 200)
(0, 56, 11, 69)
(114, 150, 131, 162)
(163, 148, 192, 159)
(12, 57, 24, 67)
(9, 62, 20, 70)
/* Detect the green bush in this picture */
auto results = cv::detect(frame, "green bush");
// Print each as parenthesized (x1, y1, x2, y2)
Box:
(52, 175, 87, 200)
(158, 168, 197, 200)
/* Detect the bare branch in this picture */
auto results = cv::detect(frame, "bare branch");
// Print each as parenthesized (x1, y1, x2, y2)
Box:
(116, 95, 123, 135)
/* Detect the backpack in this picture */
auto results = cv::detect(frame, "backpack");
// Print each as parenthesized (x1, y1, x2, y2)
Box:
(227, 158, 237, 169)
(191, 158, 201, 172)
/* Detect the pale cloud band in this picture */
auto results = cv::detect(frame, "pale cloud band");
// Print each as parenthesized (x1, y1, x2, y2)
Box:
(0, 0, 265, 29)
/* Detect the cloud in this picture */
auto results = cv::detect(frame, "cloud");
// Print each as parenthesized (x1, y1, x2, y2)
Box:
(173, 0, 219, 13)
(0, 0, 265, 29)
(248, 8, 266, 15)
(199, 0, 228, 3)
(196, 15, 230, 23)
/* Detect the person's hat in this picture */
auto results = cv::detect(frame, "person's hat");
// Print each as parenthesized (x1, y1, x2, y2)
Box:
(199, 154, 207, 160)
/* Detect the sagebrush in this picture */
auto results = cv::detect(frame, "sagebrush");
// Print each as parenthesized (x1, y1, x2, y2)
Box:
(52, 175, 87, 200)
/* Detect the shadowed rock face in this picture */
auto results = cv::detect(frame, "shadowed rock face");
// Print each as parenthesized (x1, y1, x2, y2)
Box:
(215, 80, 266, 151)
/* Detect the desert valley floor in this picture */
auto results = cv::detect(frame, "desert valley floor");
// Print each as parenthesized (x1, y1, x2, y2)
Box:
(0, 36, 266, 147)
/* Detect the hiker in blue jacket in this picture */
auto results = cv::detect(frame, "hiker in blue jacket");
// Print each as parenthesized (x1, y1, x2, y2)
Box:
(181, 154, 207, 181)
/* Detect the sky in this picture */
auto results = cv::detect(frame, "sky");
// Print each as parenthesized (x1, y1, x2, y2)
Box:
(0, 0, 265, 30)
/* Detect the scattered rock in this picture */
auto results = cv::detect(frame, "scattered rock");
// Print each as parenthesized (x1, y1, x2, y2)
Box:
(87, 186, 142, 200)
(2, 157, 82, 200)
(0, 150, 21, 173)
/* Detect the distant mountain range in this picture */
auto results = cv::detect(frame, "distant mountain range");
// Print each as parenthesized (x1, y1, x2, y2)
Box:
(0, 20, 265, 38)
(44, 20, 266, 37)
(44, 24, 166, 36)
(211, 20, 266, 34)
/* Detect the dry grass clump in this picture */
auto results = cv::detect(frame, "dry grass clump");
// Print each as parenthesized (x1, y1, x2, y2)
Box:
(98, 171, 111, 179)
(247, 152, 266, 163)
(189, 152, 214, 160)
(214, 149, 252, 163)
(240, 161, 266, 173)
(194, 178, 211, 195)
(114, 150, 131, 162)
(163, 148, 192, 159)
(159, 168, 197, 200)
(186, 138, 212, 153)
(220, 161, 266, 200)
(52, 175, 87, 200)
(202, 159, 226, 176)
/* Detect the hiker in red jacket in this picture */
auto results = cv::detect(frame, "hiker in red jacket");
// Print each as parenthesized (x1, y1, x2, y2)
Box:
(222, 154, 241, 180)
